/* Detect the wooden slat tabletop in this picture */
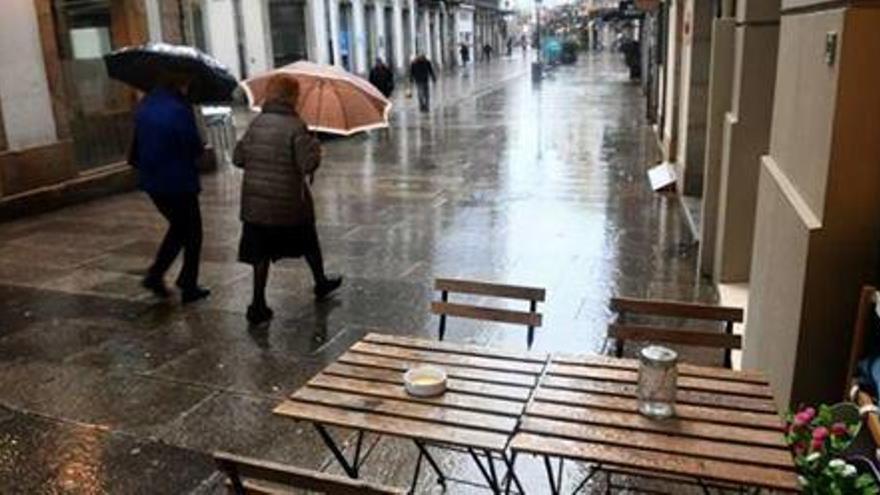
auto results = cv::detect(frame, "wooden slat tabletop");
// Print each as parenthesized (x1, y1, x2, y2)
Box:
(275, 332, 548, 452)
(511, 354, 799, 492)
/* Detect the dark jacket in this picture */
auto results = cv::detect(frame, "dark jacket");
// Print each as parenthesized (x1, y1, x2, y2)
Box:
(369, 64, 395, 97)
(233, 101, 321, 226)
(409, 58, 436, 84)
(131, 88, 203, 194)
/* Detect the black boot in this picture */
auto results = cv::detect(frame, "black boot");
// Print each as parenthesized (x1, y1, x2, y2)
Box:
(314, 276, 343, 301)
(142, 275, 170, 298)
(246, 304, 274, 325)
(180, 285, 211, 304)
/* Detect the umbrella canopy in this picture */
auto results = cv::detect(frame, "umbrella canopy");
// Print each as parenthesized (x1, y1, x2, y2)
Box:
(103, 43, 237, 104)
(242, 61, 392, 136)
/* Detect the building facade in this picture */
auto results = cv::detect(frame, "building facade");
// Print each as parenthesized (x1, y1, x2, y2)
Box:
(639, 0, 880, 408)
(0, 0, 507, 217)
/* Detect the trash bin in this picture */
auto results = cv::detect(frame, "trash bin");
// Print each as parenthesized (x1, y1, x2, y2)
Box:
(201, 106, 235, 167)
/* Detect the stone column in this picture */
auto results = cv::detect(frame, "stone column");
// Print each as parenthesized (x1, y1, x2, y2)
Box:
(308, 0, 330, 64)
(144, 0, 163, 41)
(392, 0, 405, 71)
(408, 0, 417, 57)
(744, 2, 880, 406)
(241, 0, 271, 74)
(422, 9, 432, 58)
(433, 8, 443, 67)
(374, 0, 387, 64)
(698, 6, 736, 278)
(712, 0, 780, 282)
(328, 0, 342, 66)
(675, 0, 713, 196)
(352, 0, 368, 73)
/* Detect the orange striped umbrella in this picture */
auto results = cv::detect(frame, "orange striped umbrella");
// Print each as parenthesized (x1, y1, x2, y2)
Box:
(242, 61, 392, 136)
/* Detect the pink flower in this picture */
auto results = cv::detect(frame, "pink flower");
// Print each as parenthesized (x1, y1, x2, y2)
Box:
(812, 426, 829, 441)
(811, 438, 824, 451)
(793, 442, 806, 455)
(831, 422, 848, 437)
(794, 407, 816, 426)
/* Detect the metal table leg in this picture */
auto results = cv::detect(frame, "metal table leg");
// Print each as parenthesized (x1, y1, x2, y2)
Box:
(413, 440, 447, 489)
(314, 424, 365, 479)
(543, 455, 560, 495)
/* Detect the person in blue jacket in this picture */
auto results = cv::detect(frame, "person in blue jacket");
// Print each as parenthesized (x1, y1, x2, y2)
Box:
(130, 71, 210, 304)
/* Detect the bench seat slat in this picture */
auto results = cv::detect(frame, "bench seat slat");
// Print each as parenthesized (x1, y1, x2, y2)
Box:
(609, 324, 742, 350)
(431, 301, 542, 328)
(610, 297, 743, 322)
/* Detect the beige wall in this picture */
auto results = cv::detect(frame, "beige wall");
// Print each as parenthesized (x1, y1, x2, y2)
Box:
(698, 17, 736, 278)
(745, 5, 880, 406)
(675, 0, 713, 197)
(712, 0, 780, 282)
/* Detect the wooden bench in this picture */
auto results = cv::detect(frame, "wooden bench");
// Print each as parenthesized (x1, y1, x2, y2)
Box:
(213, 452, 405, 495)
(609, 297, 744, 368)
(431, 278, 546, 348)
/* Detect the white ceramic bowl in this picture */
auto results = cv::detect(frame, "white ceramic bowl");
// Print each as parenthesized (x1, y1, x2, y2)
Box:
(404, 366, 447, 397)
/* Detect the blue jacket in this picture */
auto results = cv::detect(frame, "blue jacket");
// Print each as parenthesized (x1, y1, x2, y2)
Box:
(131, 88, 203, 194)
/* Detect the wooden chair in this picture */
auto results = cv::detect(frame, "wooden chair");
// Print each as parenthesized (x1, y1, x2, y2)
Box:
(609, 296, 744, 368)
(431, 278, 546, 348)
(213, 452, 405, 495)
(844, 286, 880, 446)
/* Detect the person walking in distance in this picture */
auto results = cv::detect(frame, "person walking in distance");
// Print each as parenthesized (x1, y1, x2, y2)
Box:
(482, 43, 494, 62)
(459, 43, 470, 66)
(131, 70, 210, 304)
(409, 54, 436, 113)
(368, 58, 395, 98)
(233, 76, 342, 325)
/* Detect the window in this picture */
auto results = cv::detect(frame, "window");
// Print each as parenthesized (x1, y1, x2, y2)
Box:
(269, 0, 309, 67)
(52, 0, 136, 171)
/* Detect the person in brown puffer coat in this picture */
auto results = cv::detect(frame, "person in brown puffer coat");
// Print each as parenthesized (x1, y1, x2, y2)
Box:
(233, 76, 342, 325)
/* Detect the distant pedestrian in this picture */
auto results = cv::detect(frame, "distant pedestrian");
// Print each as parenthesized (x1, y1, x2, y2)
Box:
(130, 70, 210, 304)
(506, 38, 513, 57)
(482, 43, 493, 62)
(409, 54, 436, 112)
(368, 58, 395, 98)
(233, 76, 342, 325)
(521, 35, 528, 57)
(459, 43, 470, 66)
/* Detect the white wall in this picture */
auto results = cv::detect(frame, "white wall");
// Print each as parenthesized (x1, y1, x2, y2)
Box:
(204, 0, 242, 77)
(0, 0, 57, 150)
(241, 0, 271, 75)
(145, 0, 164, 42)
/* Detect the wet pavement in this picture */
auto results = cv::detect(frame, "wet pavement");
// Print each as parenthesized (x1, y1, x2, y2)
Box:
(0, 54, 713, 493)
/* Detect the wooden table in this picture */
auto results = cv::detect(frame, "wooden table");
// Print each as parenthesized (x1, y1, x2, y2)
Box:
(509, 354, 800, 494)
(274, 332, 549, 493)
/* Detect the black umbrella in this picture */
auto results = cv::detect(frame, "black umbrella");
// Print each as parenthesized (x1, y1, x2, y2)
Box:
(103, 43, 238, 104)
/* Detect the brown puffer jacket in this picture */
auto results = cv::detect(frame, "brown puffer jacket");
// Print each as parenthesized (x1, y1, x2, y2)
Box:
(233, 102, 321, 226)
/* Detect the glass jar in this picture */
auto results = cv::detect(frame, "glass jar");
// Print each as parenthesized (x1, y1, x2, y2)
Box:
(637, 345, 678, 419)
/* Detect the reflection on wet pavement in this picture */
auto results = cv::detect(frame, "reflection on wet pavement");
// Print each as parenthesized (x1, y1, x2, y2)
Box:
(0, 54, 712, 493)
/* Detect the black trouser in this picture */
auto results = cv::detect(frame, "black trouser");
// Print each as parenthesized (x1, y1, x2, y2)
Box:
(416, 81, 430, 111)
(147, 192, 202, 289)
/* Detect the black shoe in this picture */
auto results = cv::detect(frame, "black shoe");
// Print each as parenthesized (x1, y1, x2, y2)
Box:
(180, 286, 211, 304)
(246, 305, 274, 325)
(142, 276, 170, 298)
(314, 276, 343, 301)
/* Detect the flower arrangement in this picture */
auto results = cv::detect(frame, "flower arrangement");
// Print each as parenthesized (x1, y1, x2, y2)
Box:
(785, 404, 879, 494)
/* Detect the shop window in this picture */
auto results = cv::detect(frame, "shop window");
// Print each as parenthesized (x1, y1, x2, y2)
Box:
(52, 0, 136, 171)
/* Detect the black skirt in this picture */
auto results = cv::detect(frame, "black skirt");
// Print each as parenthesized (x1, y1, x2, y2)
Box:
(238, 221, 319, 264)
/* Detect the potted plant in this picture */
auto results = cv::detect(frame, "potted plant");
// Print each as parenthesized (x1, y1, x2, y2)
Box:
(785, 403, 879, 494)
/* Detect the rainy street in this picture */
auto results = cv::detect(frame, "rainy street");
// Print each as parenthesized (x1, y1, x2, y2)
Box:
(0, 54, 710, 493)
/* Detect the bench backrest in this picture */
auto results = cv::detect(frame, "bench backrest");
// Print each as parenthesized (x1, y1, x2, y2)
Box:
(214, 452, 405, 495)
(609, 296, 744, 368)
(431, 278, 546, 348)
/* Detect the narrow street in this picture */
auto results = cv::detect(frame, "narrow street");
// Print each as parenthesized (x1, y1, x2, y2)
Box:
(0, 54, 710, 493)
